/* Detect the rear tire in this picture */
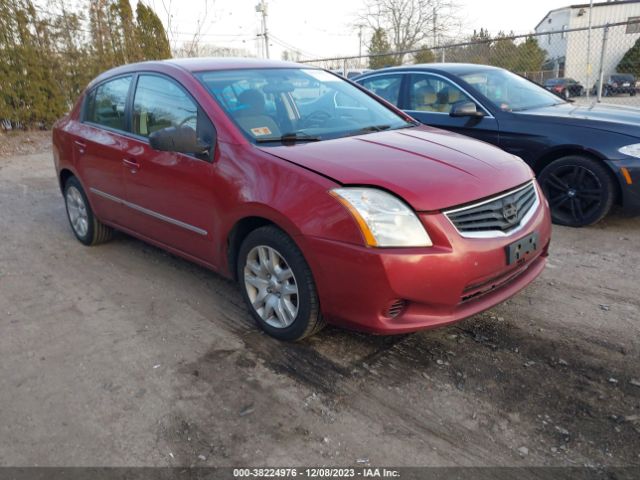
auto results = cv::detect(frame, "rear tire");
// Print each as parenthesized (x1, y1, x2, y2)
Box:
(538, 155, 615, 227)
(64, 176, 113, 246)
(237, 226, 325, 341)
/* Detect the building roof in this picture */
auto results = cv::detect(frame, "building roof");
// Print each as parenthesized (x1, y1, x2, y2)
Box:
(535, 0, 640, 30)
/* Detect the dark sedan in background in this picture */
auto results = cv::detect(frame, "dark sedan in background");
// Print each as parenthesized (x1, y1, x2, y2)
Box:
(543, 78, 584, 99)
(354, 64, 640, 227)
(591, 74, 637, 97)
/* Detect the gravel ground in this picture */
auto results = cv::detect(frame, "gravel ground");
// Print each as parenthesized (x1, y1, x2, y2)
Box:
(0, 138, 639, 468)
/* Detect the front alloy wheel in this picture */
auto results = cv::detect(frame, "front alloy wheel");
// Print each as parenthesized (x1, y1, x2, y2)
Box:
(237, 226, 325, 341)
(244, 245, 299, 328)
(539, 155, 615, 227)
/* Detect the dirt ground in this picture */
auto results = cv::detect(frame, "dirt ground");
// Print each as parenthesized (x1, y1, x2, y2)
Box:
(0, 133, 639, 468)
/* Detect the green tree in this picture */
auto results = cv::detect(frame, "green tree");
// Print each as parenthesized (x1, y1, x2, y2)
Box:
(490, 31, 518, 70)
(0, 0, 66, 127)
(0, 0, 170, 129)
(368, 27, 397, 69)
(136, 2, 171, 60)
(414, 45, 435, 64)
(465, 28, 492, 64)
(113, 0, 140, 63)
(618, 37, 640, 77)
(514, 36, 546, 73)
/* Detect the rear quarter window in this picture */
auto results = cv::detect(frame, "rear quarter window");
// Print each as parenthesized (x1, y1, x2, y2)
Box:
(85, 76, 132, 131)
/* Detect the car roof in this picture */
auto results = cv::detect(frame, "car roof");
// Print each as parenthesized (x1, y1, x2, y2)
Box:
(89, 57, 315, 86)
(360, 63, 503, 76)
(162, 57, 306, 72)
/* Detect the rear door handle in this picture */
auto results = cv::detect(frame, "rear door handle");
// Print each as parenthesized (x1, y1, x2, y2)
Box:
(123, 158, 141, 172)
(74, 140, 86, 153)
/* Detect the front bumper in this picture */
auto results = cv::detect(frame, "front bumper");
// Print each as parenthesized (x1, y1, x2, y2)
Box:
(301, 191, 552, 334)
(607, 158, 640, 214)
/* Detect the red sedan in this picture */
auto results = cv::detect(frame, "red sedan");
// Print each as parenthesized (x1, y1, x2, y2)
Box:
(52, 58, 551, 341)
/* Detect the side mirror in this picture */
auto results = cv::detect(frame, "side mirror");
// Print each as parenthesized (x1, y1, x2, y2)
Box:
(149, 125, 211, 156)
(450, 101, 485, 118)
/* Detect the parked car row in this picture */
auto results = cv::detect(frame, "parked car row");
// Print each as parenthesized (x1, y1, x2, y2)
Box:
(353, 64, 640, 228)
(543, 77, 584, 99)
(541, 74, 639, 98)
(52, 58, 638, 341)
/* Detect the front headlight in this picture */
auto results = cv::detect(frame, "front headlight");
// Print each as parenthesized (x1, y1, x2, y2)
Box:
(619, 143, 640, 158)
(330, 187, 432, 247)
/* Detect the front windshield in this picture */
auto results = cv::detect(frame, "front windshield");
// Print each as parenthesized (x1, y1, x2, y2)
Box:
(460, 69, 565, 112)
(195, 68, 413, 143)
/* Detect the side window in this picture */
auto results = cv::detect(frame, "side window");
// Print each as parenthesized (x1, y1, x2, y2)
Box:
(359, 75, 403, 106)
(86, 76, 132, 131)
(133, 75, 198, 137)
(408, 74, 472, 113)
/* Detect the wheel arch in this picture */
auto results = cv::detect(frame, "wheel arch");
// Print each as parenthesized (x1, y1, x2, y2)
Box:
(59, 168, 75, 192)
(532, 147, 622, 204)
(226, 216, 289, 281)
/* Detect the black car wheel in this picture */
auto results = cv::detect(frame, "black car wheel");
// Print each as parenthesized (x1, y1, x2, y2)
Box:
(539, 156, 615, 227)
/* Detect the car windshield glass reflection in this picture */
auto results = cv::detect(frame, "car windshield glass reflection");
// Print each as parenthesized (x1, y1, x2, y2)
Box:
(461, 69, 565, 112)
(196, 68, 414, 144)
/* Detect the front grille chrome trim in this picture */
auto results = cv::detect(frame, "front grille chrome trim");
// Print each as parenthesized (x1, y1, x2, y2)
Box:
(443, 181, 540, 239)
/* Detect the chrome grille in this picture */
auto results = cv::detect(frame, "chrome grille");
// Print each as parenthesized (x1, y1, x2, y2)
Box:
(445, 182, 538, 236)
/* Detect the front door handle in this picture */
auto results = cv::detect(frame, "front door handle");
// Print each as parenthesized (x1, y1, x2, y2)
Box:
(123, 158, 141, 173)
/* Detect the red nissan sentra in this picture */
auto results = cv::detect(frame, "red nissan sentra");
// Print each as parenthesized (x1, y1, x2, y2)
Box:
(52, 58, 551, 341)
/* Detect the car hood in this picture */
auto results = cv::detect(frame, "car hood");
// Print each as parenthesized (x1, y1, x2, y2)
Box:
(258, 126, 533, 211)
(519, 103, 640, 138)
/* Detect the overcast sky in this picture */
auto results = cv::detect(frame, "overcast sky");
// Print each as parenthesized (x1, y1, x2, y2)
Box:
(142, 0, 573, 60)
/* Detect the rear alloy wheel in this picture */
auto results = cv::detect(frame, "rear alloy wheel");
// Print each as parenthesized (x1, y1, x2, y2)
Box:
(237, 226, 325, 341)
(64, 176, 113, 245)
(563, 89, 570, 100)
(538, 155, 615, 227)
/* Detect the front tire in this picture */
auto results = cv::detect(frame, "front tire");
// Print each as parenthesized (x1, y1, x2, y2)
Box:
(237, 226, 325, 341)
(538, 155, 615, 227)
(64, 176, 113, 245)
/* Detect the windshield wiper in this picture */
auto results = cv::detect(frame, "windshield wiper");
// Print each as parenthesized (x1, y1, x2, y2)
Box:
(255, 132, 321, 143)
(357, 124, 391, 133)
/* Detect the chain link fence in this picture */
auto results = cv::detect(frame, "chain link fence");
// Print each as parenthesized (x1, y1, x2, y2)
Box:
(301, 20, 640, 107)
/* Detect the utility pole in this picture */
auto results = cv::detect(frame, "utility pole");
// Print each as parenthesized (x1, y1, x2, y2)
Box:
(255, 0, 269, 59)
(586, 0, 594, 99)
(433, 8, 437, 49)
(597, 24, 609, 102)
(358, 25, 363, 67)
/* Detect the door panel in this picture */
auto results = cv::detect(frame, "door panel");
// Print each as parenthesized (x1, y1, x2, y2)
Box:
(122, 144, 216, 261)
(76, 76, 133, 224)
(122, 74, 217, 262)
(404, 73, 500, 145)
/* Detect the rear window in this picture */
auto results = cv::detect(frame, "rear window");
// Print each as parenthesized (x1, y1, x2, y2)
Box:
(85, 76, 132, 131)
